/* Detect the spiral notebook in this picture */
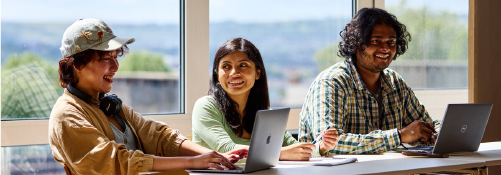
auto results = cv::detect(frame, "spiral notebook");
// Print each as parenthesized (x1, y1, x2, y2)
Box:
(278, 157, 358, 166)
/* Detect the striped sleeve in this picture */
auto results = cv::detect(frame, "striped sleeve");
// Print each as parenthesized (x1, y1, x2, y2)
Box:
(332, 129, 400, 154)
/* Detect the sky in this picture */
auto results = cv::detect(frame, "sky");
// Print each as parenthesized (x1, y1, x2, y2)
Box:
(1, 0, 181, 25)
(209, 0, 352, 23)
(386, 0, 468, 15)
(1, 0, 468, 24)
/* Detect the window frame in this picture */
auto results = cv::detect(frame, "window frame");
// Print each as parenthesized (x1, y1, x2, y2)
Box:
(1, 0, 466, 146)
(1, 0, 209, 146)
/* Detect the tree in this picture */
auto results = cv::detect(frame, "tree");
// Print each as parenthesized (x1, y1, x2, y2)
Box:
(387, 1, 468, 61)
(314, 43, 345, 71)
(118, 51, 171, 72)
(2, 52, 60, 91)
(1, 53, 60, 119)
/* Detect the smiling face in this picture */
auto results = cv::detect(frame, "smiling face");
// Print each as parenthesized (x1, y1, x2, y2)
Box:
(217, 51, 261, 101)
(75, 50, 119, 98)
(355, 23, 397, 73)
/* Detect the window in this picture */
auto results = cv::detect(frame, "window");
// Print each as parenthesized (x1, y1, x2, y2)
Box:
(385, 0, 469, 89)
(1, 0, 182, 173)
(384, 0, 469, 120)
(1, 145, 61, 174)
(1, 1, 472, 173)
(209, 0, 352, 107)
(1, 0, 182, 121)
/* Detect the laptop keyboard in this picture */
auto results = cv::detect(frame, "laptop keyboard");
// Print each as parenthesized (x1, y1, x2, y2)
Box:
(207, 164, 244, 170)
(410, 146, 434, 151)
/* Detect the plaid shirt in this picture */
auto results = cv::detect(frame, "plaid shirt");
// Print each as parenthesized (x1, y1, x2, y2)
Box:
(299, 60, 439, 155)
(1, 63, 60, 119)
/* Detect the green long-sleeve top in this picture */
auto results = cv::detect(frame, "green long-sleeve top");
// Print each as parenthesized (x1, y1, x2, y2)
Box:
(192, 96, 298, 153)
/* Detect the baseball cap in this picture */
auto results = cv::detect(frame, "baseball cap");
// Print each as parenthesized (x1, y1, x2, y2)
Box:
(60, 18, 135, 58)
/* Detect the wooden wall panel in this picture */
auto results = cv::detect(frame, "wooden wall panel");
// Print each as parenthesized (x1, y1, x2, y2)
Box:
(469, 0, 501, 142)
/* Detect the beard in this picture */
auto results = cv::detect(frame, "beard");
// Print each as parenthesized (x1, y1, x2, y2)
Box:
(357, 50, 392, 73)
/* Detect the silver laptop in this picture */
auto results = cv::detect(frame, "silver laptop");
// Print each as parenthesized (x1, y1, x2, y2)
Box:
(400, 103, 493, 154)
(190, 108, 290, 173)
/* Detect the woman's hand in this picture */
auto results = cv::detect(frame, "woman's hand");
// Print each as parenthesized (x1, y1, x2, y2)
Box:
(319, 129, 340, 155)
(222, 147, 248, 163)
(279, 143, 316, 161)
(187, 151, 237, 170)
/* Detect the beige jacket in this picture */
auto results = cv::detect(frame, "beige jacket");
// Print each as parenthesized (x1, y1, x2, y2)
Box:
(49, 90, 187, 174)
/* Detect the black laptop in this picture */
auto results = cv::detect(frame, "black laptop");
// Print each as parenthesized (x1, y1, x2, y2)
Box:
(398, 103, 492, 154)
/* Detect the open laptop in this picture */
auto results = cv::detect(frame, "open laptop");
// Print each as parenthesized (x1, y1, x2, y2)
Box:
(190, 108, 290, 173)
(399, 103, 493, 154)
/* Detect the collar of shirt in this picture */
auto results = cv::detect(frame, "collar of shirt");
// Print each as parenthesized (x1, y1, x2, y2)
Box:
(346, 60, 396, 94)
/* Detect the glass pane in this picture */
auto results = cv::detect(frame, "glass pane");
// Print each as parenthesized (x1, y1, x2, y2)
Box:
(1, 0, 181, 120)
(2, 144, 65, 174)
(210, 0, 352, 107)
(385, 0, 468, 89)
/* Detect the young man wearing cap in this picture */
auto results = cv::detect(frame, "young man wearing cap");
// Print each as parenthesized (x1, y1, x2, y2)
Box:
(298, 8, 440, 155)
(49, 19, 247, 174)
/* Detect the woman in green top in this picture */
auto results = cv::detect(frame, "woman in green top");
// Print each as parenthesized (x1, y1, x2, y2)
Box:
(192, 38, 339, 160)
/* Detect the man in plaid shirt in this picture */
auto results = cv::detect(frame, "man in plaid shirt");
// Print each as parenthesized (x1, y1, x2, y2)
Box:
(299, 8, 439, 155)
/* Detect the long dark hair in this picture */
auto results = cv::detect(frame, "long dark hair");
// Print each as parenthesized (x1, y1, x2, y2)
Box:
(209, 38, 269, 136)
(338, 8, 411, 65)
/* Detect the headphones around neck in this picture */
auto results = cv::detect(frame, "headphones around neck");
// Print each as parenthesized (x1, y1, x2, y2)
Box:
(67, 84, 122, 116)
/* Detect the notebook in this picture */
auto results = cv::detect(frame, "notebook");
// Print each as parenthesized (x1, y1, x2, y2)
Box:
(399, 103, 493, 154)
(189, 108, 290, 173)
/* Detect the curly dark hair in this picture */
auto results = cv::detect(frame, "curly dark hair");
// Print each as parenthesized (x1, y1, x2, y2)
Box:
(209, 38, 269, 136)
(58, 46, 128, 88)
(338, 8, 411, 64)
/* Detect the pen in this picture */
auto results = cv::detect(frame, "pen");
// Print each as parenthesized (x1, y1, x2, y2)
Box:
(312, 126, 331, 144)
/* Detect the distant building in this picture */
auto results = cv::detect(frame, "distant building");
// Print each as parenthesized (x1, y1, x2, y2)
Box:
(110, 72, 180, 114)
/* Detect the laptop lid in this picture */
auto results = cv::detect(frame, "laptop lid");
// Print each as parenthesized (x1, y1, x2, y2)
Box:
(189, 108, 290, 174)
(244, 108, 290, 173)
(432, 103, 493, 154)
